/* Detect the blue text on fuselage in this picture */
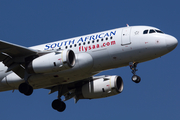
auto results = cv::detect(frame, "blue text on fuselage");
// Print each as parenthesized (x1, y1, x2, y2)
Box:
(44, 30, 116, 50)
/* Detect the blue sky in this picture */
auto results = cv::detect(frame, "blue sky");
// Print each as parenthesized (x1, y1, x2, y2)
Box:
(0, 1, 180, 120)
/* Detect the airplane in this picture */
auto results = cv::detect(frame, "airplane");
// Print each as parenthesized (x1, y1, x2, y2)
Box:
(0, 25, 178, 112)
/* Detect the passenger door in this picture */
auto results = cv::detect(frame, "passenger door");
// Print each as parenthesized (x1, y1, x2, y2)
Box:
(121, 27, 131, 45)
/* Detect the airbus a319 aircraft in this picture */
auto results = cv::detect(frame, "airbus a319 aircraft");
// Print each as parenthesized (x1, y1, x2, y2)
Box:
(0, 25, 178, 112)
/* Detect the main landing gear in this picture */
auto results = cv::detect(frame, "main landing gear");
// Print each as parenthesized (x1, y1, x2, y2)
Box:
(52, 99, 66, 112)
(18, 72, 34, 96)
(18, 82, 33, 96)
(129, 62, 141, 83)
(51, 86, 66, 112)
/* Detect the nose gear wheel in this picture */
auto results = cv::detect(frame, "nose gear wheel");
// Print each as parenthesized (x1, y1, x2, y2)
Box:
(131, 75, 141, 83)
(129, 62, 141, 83)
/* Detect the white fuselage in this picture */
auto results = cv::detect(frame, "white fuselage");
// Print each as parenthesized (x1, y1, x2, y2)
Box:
(0, 26, 178, 91)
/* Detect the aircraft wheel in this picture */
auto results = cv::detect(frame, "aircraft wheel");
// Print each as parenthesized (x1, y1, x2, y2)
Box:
(18, 83, 33, 96)
(24, 85, 33, 96)
(19, 83, 29, 94)
(57, 102, 66, 112)
(52, 99, 66, 112)
(131, 75, 141, 83)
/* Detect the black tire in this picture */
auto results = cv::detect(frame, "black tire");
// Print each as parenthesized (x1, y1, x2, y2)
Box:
(18, 83, 33, 96)
(131, 75, 141, 83)
(18, 83, 29, 94)
(24, 85, 33, 96)
(57, 101, 66, 112)
(52, 99, 61, 110)
(52, 99, 66, 112)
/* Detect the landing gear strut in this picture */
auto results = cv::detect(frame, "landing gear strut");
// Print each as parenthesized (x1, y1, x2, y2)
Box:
(129, 62, 141, 83)
(52, 86, 66, 112)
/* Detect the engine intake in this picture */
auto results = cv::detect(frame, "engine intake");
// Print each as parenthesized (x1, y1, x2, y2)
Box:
(27, 49, 75, 74)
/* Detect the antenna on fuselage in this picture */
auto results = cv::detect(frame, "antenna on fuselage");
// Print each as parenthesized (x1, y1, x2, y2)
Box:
(126, 24, 129, 27)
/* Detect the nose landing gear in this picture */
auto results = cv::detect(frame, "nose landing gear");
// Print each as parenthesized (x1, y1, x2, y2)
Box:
(129, 62, 141, 83)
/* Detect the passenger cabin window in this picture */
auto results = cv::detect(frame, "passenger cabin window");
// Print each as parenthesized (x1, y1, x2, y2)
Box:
(143, 30, 148, 34)
(149, 29, 156, 33)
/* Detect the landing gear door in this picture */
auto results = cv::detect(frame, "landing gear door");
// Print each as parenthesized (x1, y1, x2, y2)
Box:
(121, 27, 131, 45)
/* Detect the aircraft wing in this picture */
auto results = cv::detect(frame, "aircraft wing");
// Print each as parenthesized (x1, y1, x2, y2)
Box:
(0, 40, 38, 78)
(0, 40, 37, 60)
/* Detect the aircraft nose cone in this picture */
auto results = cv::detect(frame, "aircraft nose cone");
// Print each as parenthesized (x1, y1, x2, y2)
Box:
(166, 36, 178, 52)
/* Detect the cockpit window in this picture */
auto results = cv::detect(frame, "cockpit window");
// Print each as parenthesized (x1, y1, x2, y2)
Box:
(155, 29, 164, 33)
(143, 29, 164, 35)
(149, 29, 156, 33)
(143, 30, 148, 34)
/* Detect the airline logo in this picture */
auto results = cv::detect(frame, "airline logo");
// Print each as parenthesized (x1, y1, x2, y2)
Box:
(44, 30, 116, 50)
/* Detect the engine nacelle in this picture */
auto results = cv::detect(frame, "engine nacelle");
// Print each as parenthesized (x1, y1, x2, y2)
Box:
(76, 76, 123, 99)
(27, 49, 75, 74)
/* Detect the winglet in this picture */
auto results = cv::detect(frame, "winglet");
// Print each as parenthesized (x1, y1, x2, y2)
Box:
(126, 24, 129, 27)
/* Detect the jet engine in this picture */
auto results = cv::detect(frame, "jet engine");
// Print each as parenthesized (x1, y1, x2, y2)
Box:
(27, 49, 75, 74)
(75, 76, 123, 99)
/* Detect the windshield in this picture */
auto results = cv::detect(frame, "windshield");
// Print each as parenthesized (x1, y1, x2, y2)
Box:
(143, 29, 164, 34)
